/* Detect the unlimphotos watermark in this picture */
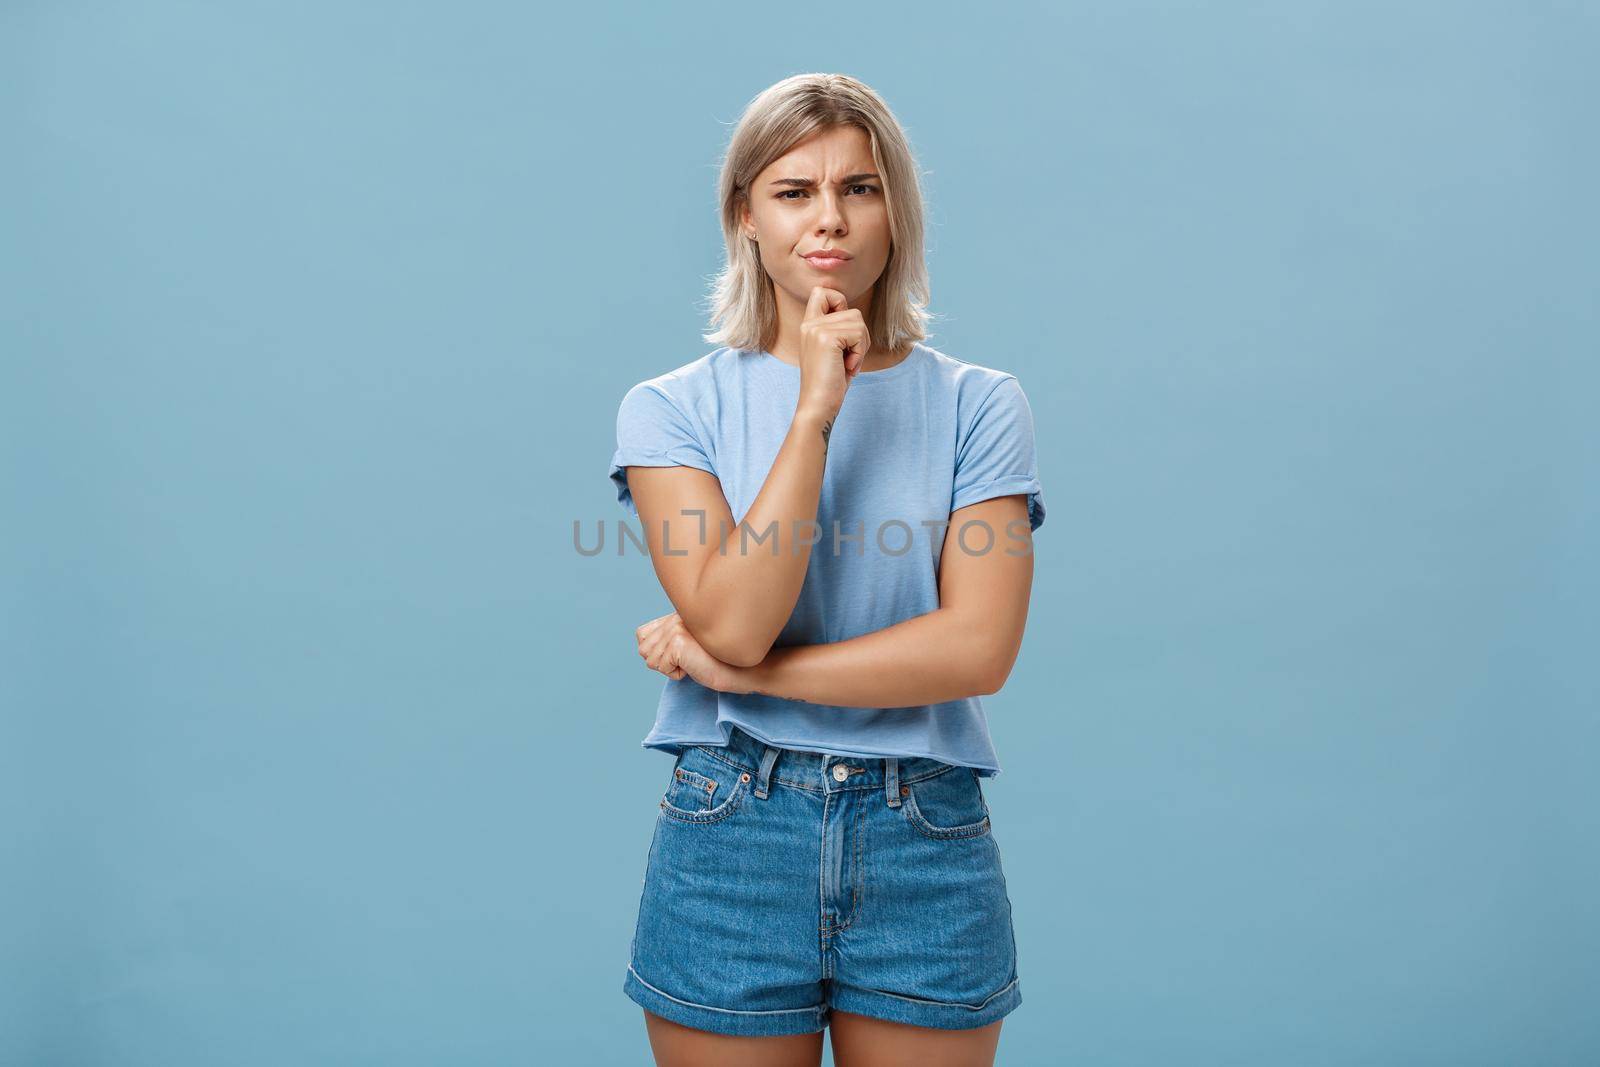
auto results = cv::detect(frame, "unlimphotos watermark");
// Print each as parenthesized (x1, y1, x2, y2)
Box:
(574, 511, 1033, 558)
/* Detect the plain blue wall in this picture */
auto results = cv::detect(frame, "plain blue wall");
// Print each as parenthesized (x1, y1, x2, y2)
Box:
(4, 2, 1595, 1064)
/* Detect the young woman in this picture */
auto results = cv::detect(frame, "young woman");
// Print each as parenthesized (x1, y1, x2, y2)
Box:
(608, 73, 1046, 1067)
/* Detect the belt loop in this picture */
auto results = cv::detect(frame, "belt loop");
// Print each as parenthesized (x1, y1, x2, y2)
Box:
(754, 745, 780, 800)
(885, 757, 901, 807)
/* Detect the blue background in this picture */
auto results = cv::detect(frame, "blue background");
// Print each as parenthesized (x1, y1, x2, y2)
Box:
(4, 2, 1595, 1064)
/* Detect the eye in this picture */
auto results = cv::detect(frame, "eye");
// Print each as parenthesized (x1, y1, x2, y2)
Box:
(776, 185, 880, 201)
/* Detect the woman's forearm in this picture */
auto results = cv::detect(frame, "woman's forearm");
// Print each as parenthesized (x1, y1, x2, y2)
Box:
(688, 403, 835, 666)
(730, 606, 999, 707)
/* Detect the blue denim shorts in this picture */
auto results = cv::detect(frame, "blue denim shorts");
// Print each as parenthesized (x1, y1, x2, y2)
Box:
(623, 725, 1021, 1036)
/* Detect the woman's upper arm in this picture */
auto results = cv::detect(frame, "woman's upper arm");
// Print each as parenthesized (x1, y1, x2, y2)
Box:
(624, 464, 738, 628)
(607, 379, 734, 620)
(938, 493, 1036, 693)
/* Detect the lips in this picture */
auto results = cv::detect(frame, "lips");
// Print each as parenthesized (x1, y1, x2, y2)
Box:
(802, 249, 852, 270)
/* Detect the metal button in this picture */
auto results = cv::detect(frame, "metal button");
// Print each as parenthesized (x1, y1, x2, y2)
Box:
(900, 785, 910, 797)
(740, 772, 751, 782)
(832, 764, 849, 782)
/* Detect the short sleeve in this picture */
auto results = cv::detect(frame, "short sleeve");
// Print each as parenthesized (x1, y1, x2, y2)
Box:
(951, 376, 1046, 532)
(607, 382, 716, 518)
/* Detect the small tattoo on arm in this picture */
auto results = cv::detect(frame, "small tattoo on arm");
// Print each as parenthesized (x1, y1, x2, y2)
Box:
(749, 685, 810, 704)
(820, 418, 833, 453)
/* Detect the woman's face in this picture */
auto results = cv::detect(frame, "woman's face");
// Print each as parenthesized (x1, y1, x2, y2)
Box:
(740, 124, 892, 310)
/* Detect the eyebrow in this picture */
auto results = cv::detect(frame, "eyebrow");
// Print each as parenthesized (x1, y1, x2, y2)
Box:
(768, 172, 881, 188)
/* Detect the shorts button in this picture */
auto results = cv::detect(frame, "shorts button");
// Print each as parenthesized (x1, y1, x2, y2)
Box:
(900, 785, 910, 796)
(832, 764, 849, 782)
(740, 772, 751, 782)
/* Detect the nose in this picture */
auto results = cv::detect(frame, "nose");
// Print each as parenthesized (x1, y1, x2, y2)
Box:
(814, 189, 846, 236)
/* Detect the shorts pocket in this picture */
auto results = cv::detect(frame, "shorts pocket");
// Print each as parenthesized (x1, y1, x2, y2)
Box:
(901, 766, 992, 840)
(659, 746, 751, 825)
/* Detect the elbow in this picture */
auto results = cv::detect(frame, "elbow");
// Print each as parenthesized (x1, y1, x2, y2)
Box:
(693, 621, 771, 669)
(720, 644, 769, 670)
(974, 670, 1005, 697)
(974, 641, 1021, 696)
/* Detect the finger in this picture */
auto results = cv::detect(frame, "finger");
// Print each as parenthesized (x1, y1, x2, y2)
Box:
(653, 633, 687, 674)
(804, 285, 831, 321)
(806, 285, 848, 321)
(639, 619, 674, 658)
(636, 613, 673, 641)
(640, 627, 666, 666)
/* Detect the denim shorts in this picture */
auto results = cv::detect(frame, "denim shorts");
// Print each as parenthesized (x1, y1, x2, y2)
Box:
(623, 725, 1021, 1036)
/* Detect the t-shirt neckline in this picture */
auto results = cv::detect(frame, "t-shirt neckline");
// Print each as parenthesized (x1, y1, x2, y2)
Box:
(745, 342, 925, 382)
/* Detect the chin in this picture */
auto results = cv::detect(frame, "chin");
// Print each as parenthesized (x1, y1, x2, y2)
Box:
(785, 279, 858, 302)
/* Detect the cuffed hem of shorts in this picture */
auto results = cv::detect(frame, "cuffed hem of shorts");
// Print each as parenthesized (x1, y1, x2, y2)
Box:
(623, 963, 828, 1037)
(827, 975, 1021, 1031)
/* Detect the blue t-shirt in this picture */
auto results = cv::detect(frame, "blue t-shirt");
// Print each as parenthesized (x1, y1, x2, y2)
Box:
(607, 342, 1045, 777)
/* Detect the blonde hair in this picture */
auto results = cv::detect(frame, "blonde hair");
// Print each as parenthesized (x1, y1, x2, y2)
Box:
(702, 73, 936, 354)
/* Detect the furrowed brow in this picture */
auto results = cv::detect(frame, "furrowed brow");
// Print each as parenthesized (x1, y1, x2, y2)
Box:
(768, 172, 881, 188)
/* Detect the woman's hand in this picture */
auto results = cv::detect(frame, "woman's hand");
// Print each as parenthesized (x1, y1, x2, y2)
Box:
(796, 285, 870, 421)
(635, 612, 754, 693)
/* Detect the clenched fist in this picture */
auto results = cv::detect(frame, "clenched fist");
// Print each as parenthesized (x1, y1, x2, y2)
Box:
(635, 612, 751, 693)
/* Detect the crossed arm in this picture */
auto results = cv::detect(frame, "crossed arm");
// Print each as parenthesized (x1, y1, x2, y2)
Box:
(625, 460, 1035, 705)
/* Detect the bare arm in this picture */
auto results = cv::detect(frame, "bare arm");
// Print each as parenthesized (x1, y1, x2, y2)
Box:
(625, 401, 834, 667)
(723, 495, 1036, 704)
(625, 287, 867, 668)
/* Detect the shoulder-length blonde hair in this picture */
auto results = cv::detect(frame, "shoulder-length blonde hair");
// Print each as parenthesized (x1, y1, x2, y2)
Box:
(702, 73, 935, 355)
